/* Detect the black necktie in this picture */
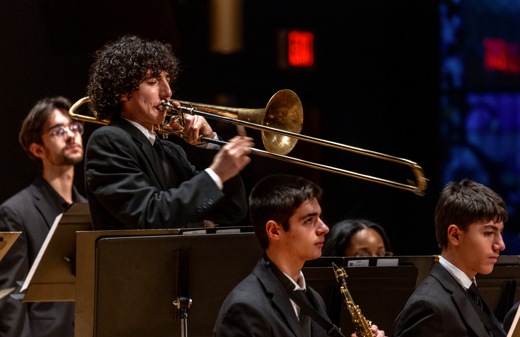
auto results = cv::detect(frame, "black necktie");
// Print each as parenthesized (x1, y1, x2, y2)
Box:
(153, 138, 178, 188)
(295, 290, 312, 337)
(467, 283, 508, 337)
(468, 283, 485, 311)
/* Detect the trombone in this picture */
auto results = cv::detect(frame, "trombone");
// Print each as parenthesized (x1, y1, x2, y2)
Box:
(69, 89, 428, 196)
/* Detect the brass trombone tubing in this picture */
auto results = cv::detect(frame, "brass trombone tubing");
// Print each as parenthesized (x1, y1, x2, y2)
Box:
(178, 106, 427, 195)
(203, 136, 424, 194)
(69, 97, 427, 196)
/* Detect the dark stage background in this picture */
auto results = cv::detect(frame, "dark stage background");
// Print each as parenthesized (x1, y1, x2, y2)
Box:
(1, 0, 443, 255)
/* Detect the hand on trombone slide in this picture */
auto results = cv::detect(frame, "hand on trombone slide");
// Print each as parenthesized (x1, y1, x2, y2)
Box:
(209, 136, 254, 183)
(166, 101, 216, 146)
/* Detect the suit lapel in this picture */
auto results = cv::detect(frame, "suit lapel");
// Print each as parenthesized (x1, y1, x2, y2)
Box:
(161, 144, 187, 183)
(109, 118, 168, 190)
(307, 288, 327, 318)
(29, 181, 58, 229)
(431, 263, 491, 337)
(253, 260, 304, 337)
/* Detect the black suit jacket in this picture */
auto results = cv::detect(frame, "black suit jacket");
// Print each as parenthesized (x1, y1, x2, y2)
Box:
(213, 259, 328, 337)
(0, 177, 86, 337)
(85, 118, 247, 230)
(392, 263, 493, 337)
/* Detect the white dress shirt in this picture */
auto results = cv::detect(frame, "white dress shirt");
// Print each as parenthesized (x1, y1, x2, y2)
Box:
(282, 271, 307, 320)
(439, 255, 476, 289)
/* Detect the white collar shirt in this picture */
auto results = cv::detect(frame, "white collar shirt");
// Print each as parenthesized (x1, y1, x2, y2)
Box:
(282, 271, 307, 320)
(439, 255, 476, 289)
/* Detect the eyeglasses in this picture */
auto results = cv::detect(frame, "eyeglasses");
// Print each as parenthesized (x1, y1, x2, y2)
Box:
(47, 123, 84, 139)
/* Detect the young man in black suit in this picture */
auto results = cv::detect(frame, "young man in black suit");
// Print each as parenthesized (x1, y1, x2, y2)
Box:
(214, 174, 385, 337)
(392, 179, 508, 337)
(0, 97, 86, 337)
(85, 35, 252, 230)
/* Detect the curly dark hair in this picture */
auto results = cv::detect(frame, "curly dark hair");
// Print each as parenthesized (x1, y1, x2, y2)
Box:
(87, 35, 180, 121)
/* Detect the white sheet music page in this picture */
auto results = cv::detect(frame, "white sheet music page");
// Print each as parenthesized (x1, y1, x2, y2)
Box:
(507, 304, 520, 337)
(21, 213, 63, 292)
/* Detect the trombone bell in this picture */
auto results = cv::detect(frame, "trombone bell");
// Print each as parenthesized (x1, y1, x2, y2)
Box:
(175, 89, 303, 155)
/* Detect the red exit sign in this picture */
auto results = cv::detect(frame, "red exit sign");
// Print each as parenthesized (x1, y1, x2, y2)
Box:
(484, 38, 520, 74)
(277, 29, 315, 70)
(288, 30, 314, 67)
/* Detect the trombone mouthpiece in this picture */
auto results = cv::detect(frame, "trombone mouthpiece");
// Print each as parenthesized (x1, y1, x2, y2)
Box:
(158, 100, 175, 113)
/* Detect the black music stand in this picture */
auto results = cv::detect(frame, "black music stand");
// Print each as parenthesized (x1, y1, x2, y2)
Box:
(0, 231, 21, 299)
(477, 255, 520, 322)
(75, 230, 262, 337)
(0, 231, 21, 262)
(20, 203, 92, 302)
(303, 256, 438, 333)
(305, 255, 520, 333)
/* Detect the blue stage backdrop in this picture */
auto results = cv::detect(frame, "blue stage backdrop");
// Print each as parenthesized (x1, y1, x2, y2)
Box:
(440, 0, 520, 253)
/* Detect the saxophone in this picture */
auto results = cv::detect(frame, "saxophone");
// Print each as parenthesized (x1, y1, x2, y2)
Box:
(332, 263, 375, 337)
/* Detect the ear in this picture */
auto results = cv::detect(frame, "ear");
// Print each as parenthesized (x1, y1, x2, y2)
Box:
(447, 224, 462, 247)
(265, 220, 283, 243)
(29, 143, 45, 160)
(120, 92, 130, 103)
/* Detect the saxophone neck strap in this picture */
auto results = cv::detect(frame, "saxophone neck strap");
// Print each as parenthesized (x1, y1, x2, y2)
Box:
(264, 256, 345, 337)
(461, 284, 507, 337)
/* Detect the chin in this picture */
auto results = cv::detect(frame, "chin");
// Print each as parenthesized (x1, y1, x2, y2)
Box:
(478, 265, 495, 275)
(308, 252, 322, 261)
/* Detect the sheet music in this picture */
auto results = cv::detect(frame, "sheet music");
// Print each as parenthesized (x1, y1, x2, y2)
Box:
(21, 213, 63, 292)
(0, 287, 15, 300)
(507, 304, 520, 337)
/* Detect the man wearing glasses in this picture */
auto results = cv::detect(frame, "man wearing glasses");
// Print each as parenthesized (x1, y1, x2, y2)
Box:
(0, 97, 86, 337)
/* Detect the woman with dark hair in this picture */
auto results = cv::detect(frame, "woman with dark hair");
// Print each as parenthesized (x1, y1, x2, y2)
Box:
(322, 219, 392, 257)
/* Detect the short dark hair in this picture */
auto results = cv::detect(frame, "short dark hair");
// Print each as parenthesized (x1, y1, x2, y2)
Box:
(249, 174, 322, 249)
(87, 35, 180, 121)
(435, 179, 508, 249)
(19, 96, 72, 170)
(322, 219, 392, 256)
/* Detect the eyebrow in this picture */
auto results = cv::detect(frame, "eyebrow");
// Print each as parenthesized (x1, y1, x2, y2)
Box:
(483, 224, 503, 232)
(46, 123, 66, 131)
(299, 212, 320, 220)
(359, 245, 385, 250)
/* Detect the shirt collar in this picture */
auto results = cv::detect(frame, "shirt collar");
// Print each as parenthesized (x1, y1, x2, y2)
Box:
(439, 255, 476, 289)
(123, 118, 157, 145)
(36, 176, 80, 212)
(282, 271, 307, 291)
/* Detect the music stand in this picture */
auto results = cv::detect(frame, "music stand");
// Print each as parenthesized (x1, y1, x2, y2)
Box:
(304, 256, 438, 333)
(75, 230, 262, 337)
(477, 255, 520, 321)
(0, 231, 21, 261)
(19, 203, 92, 302)
(507, 304, 520, 337)
(0, 231, 21, 299)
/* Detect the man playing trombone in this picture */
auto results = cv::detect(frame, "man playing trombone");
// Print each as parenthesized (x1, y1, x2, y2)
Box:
(84, 35, 252, 230)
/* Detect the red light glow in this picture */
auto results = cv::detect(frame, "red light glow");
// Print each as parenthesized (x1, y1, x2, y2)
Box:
(288, 31, 314, 67)
(484, 38, 520, 74)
